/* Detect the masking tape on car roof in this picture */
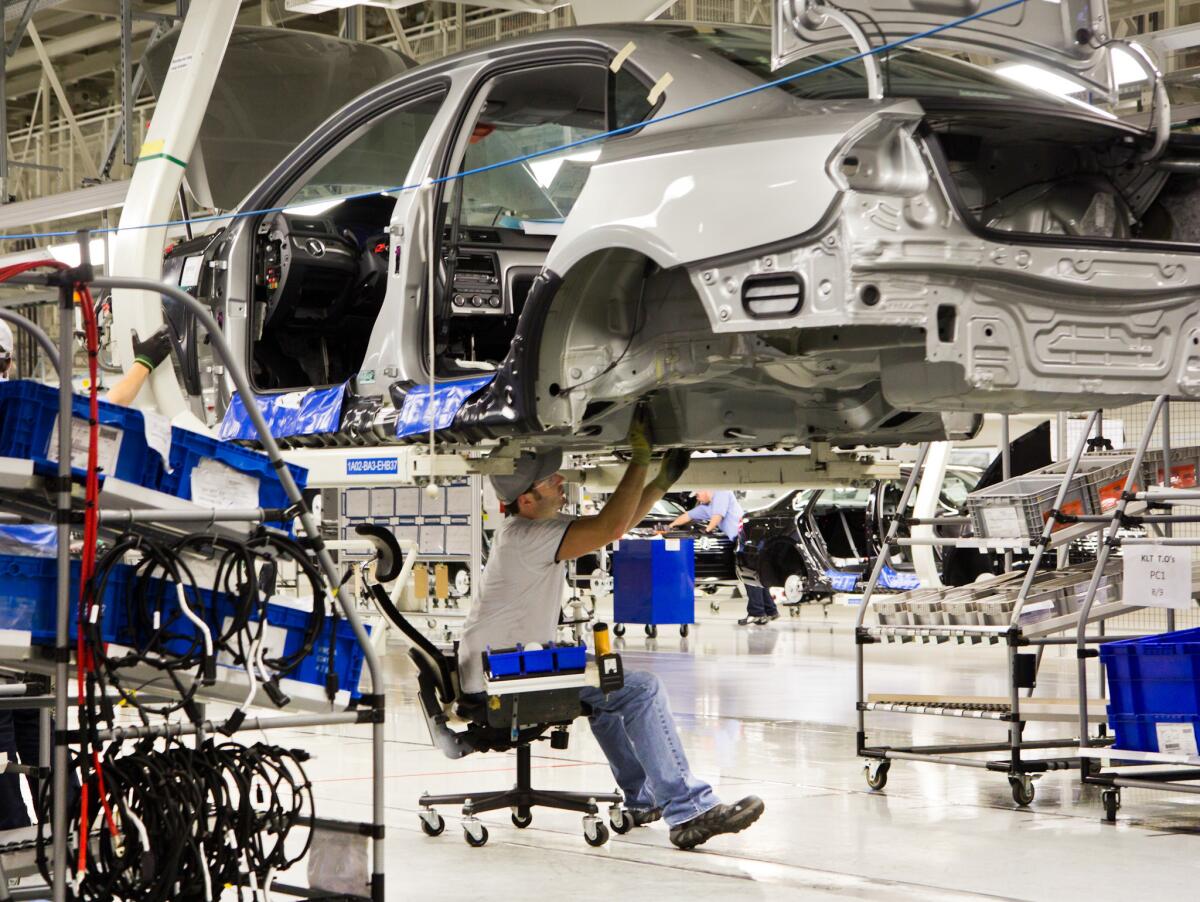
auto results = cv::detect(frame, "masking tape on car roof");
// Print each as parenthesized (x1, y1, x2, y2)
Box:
(610, 41, 637, 73)
(0, 0, 1030, 244)
(647, 72, 674, 106)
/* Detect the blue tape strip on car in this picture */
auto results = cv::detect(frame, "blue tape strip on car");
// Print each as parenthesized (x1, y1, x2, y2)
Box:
(825, 569, 860, 593)
(0, 525, 57, 558)
(0, 0, 1029, 244)
(396, 376, 494, 438)
(217, 383, 348, 441)
(879, 565, 922, 592)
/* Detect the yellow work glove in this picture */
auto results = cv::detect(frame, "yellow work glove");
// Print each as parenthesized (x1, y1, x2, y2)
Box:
(627, 408, 652, 467)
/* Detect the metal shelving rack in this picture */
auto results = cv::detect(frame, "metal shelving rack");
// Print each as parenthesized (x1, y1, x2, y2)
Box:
(1072, 395, 1200, 822)
(855, 410, 1140, 805)
(0, 244, 389, 901)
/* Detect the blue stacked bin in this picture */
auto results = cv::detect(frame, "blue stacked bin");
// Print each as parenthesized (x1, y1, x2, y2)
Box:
(0, 380, 164, 488)
(0, 552, 133, 647)
(159, 427, 308, 529)
(612, 537, 695, 638)
(1101, 627, 1200, 753)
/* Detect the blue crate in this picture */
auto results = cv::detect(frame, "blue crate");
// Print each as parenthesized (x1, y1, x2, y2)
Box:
(613, 538, 695, 627)
(555, 644, 587, 672)
(485, 648, 523, 678)
(1107, 711, 1200, 754)
(521, 647, 555, 674)
(0, 552, 132, 646)
(0, 380, 164, 488)
(268, 603, 368, 699)
(1101, 627, 1200, 719)
(160, 427, 307, 528)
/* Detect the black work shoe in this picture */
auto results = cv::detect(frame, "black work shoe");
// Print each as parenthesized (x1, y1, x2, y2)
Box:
(754, 616, 771, 625)
(766, 612, 781, 621)
(736, 616, 756, 626)
(669, 796, 765, 850)
(630, 807, 662, 827)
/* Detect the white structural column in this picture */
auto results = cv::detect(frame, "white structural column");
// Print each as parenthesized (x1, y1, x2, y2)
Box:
(910, 439, 950, 589)
(110, 1, 239, 417)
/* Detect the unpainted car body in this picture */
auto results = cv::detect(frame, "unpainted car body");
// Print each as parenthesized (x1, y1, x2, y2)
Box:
(161, 18, 1200, 454)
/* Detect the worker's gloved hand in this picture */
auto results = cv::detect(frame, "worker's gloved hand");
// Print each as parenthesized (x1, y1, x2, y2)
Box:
(653, 448, 691, 491)
(627, 407, 653, 467)
(131, 325, 173, 371)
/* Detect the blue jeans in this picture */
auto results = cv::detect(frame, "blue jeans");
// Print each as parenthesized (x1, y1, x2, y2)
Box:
(580, 670, 719, 827)
(738, 532, 778, 618)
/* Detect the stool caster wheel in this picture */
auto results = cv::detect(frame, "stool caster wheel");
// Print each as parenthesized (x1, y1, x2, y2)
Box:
(419, 809, 444, 836)
(583, 815, 609, 847)
(644, 624, 658, 638)
(511, 808, 532, 828)
(679, 624, 689, 637)
(864, 759, 890, 791)
(609, 805, 632, 835)
(463, 818, 489, 847)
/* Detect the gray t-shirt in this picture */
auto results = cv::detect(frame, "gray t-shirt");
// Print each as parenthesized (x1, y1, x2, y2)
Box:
(457, 513, 574, 694)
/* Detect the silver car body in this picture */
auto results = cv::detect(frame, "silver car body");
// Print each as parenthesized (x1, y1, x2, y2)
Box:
(194, 20, 1197, 453)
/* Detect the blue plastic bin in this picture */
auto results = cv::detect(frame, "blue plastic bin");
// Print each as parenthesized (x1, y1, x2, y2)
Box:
(1101, 627, 1200, 718)
(0, 380, 164, 488)
(613, 538, 695, 629)
(521, 647, 555, 674)
(0, 552, 132, 646)
(555, 644, 587, 672)
(160, 427, 308, 528)
(1107, 711, 1200, 754)
(269, 604, 368, 700)
(485, 648, 523, 678)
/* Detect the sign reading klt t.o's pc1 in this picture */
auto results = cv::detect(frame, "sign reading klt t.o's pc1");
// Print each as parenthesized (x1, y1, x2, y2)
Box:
(1123, 544, 1192, 609)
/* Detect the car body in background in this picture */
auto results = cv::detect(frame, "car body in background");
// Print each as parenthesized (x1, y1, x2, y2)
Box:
(738, 465, 981, 608)
(151, 12, 1200, 460)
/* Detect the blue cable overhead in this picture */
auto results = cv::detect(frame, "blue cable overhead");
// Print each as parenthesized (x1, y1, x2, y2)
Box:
(1, 0, 1031, 244)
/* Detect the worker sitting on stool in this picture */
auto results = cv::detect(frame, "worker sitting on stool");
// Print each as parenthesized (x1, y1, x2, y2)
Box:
(106, 325, 173, 407)
(668, 489, 778, 625)
(459, 412, 765, 850)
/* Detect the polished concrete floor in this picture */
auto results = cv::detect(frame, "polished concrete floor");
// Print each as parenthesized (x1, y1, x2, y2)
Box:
(272, 595, 1200, 900)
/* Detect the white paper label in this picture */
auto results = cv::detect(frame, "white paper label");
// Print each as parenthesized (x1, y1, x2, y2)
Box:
(1156, 722, 1199, 757)
(168, 53, 193, 73)
(664, 538, 680, 552)
(141, 410, 173, 471)
(981, 505, 1023, 539)
(47, 416, 122, 474)
(189, 457, 260, 511)
(1123, 544, 1192, 609)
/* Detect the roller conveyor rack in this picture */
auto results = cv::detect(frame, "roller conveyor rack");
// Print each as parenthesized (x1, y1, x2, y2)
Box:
(0, 252, 390, 902)
(1071, 395, 1200, 824)
(855, 409, 1155, 808)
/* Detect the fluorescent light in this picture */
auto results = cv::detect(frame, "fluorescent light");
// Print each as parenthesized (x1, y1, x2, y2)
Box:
(995, 62, 1085, 97)
(284, 198, 346, 216)
(47, 237, 107, 268)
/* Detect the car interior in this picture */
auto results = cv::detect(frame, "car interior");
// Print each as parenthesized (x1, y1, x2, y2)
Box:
(247, 63, 653, 392)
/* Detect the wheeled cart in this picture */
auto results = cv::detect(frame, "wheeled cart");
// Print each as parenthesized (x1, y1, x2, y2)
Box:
(612, 538, 695, 638)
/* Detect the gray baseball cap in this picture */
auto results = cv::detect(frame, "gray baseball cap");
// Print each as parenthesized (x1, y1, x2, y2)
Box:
(490, 448, 563, 505)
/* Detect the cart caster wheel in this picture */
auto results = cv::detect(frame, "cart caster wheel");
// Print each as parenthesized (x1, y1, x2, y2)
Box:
(1102, 789, 1120, 823)
(511, 808, 532, 829)
(1009, 775, 1036, 807)
(864, 760, 890, 791)
(710, 602, 720, 613)
(583, 816, 609, 847)
(608, 805, 632, 835)
(644, 624, 658, 638)
(679, 624, 689, 637)
(463, 820, 489, 847)
(790, 606, 801, 617)
(419, 810, 445, 837)
(613, 623, 626, 637)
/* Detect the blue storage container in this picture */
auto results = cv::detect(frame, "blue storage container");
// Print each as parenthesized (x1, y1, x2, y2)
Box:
(613, 538, 695, 629)
(521, 647, 555, 674)
(485, 648, 523, 679)
(1107, 711, 1200, 755)
(160, 427, 307, 528)
(0, 552, 133, 646)
(268, 603, 368, 700)
(0, 380, 164, 488)
(555, 644, 587, 672)
(1101, 627, 1200, 719)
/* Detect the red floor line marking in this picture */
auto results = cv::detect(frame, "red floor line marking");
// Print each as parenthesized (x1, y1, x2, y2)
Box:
(313, 761, 602, 782)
